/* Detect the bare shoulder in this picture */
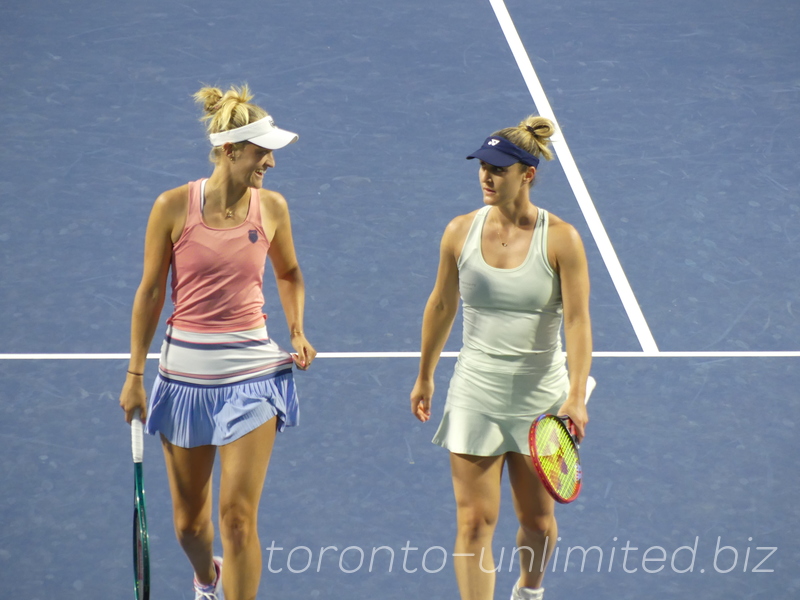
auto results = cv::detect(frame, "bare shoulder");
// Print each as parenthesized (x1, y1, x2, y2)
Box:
(144, 185, 189, 243)
(446, 210, 479, 233)
(442, 209, 480, 247)
(152, 184, 189, 225)
(545, 210, 587, 269)
(259, 188, 289, 219)
(546, 210, 582, 246)
(154, 184, 189, 211)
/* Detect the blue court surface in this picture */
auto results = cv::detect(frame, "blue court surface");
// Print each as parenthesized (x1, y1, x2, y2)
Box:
(1, 0, 799, 598)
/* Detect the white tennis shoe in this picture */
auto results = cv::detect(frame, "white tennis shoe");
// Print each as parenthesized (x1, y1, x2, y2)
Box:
(511, 581, 544, 600)
(194, 556, 224, 600)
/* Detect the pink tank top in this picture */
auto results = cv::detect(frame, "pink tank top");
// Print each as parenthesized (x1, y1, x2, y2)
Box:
(168, 179, 270, 333)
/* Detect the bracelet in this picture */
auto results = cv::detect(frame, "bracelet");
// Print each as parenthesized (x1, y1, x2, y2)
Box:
(127, 370, 144, 376)
(290, 329, 304, 337)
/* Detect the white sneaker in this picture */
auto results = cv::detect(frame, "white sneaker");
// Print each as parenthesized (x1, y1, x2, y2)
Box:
(511, 580, 544, 600)
(194, 556, 224, 600)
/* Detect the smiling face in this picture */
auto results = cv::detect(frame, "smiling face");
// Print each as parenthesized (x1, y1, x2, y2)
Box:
(478, 160, 536, 206)
(228, 142, 275, 188)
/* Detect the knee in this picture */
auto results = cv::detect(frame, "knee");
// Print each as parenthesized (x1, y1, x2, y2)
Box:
(456, 506, 498, 542)
(518, 513, 555, 538)
(219, 503, 257, 548)
(173, 511, 210, 543)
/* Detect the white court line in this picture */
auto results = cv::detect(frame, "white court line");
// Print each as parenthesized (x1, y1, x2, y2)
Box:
(0, 8, 790, 366)
(488, 0, 659, 354)
(1, 352, 799, 360)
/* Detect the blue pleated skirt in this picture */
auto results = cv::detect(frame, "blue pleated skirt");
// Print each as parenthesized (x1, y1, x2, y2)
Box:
(145, 325, 299, 448)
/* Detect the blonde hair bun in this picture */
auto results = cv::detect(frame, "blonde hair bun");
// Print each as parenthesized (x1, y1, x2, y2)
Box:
(493, 114, 556, 162)
(193, 83, 263, 132)
(192, 83, 269, 162)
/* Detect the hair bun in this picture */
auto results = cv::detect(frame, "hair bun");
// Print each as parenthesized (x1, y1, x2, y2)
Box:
(488, 115, 555, 162)
(193, 83, 269, 163)
(523, 119, 554, 139)
(194, 86, 224, 115)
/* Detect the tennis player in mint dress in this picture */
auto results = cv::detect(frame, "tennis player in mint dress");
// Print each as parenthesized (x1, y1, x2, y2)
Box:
(410, 116, 592, 600)
(119, 84, 315, 600)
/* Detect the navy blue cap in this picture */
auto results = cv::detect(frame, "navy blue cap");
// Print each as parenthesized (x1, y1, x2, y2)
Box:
(466, 136, 540, 168)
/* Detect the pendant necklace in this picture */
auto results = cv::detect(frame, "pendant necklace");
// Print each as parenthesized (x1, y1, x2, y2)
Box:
(495, 212, 510, 247)
(201, 180, 237, 220)
(494, 207, 537, 247)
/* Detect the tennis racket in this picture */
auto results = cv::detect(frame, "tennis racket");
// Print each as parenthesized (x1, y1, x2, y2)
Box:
(528, 376, 596, 504)
(131, 410, 150, 600)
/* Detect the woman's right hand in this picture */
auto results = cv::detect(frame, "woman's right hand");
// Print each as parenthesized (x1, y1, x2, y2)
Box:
(119, 374, 148, 424)
(410, 377, 434, 423)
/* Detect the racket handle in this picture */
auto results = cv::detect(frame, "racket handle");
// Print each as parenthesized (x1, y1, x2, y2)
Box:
(131, 409, 144, 464)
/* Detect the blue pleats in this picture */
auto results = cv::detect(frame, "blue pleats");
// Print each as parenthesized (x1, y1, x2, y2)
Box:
(145, 369, 298, 448)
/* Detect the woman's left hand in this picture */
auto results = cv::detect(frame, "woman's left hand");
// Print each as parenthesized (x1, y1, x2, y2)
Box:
(290, 333, 316, 370)
(558, 396, 589, 443)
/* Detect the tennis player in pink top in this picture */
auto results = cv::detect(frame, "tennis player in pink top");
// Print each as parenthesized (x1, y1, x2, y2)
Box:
(119, 84, 316, 600)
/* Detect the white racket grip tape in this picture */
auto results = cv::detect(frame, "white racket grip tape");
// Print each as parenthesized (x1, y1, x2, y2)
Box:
(131, 410, 144, 464)
(585, 376, 596, 405)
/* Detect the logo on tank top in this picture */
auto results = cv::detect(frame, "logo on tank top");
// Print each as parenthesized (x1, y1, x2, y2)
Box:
(248, 230, 258, 243)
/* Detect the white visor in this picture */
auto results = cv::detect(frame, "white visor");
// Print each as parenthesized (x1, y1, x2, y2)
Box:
(208, 116, 298, 150)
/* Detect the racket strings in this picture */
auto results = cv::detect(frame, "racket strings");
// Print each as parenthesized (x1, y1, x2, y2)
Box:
(535, 420, 580, 498)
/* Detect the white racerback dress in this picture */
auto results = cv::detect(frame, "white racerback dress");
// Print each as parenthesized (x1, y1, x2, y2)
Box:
(432, 205, 570, 456)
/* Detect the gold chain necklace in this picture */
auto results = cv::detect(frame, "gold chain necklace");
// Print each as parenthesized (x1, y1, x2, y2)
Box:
(497, 229, 509, 247)
(494, 210, 512, 248)
(202, 180, 241, 220)
(493, 207, 537, 248)
(224, 196, 247, 219)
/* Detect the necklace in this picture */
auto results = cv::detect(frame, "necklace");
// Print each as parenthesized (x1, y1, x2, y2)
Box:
(493, 207, 538, 248)
(494, 211, 511, 248)
(201, 180, 239, 220)
(224, 198, 245, 219)
(224, 193, 250, 219)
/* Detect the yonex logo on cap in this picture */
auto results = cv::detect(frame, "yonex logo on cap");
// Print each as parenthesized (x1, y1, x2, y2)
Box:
(466, 136, 540, 168)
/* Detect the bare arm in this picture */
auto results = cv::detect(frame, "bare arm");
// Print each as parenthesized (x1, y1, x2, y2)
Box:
(549, 218, 592, 440)
(263, 191, 316, 370)
(410, 217, 465, 422)
(119, 189, 184, 423)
